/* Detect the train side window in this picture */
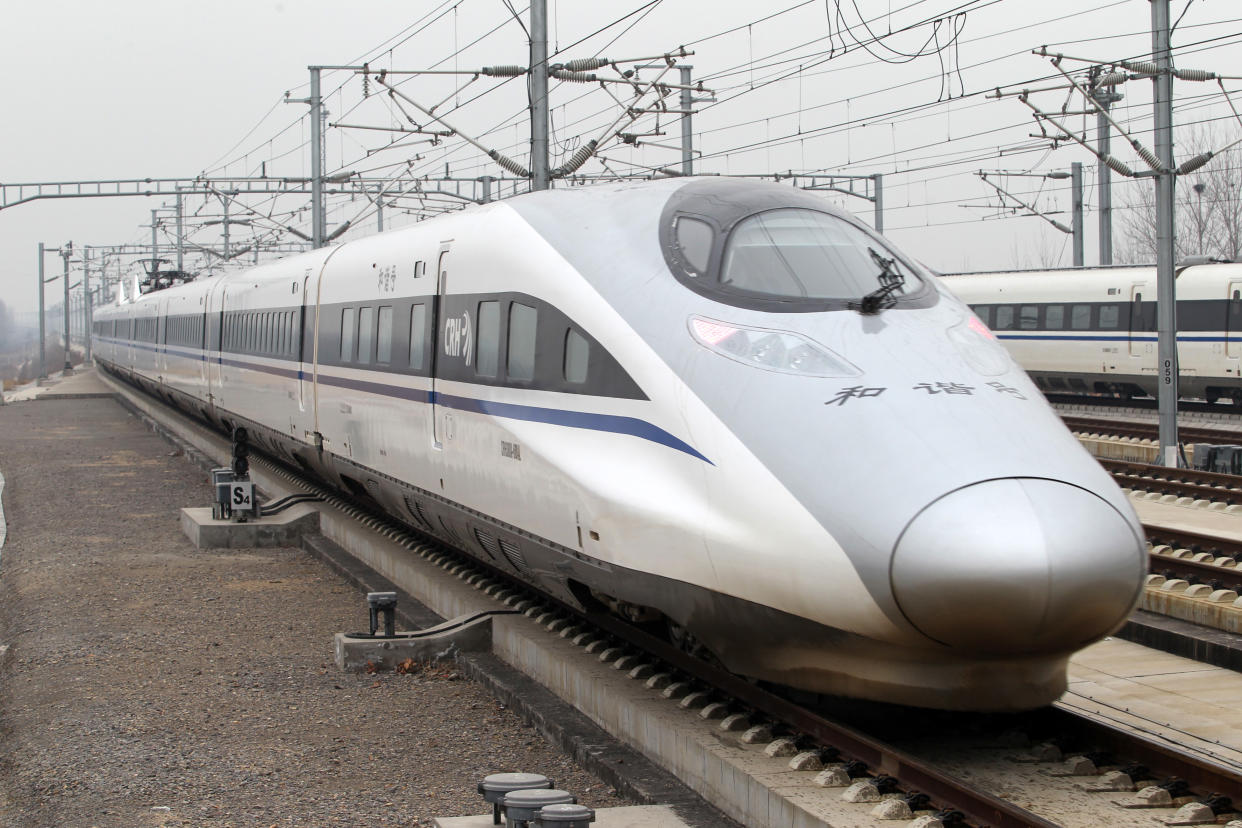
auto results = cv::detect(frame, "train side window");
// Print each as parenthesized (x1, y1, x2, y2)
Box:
(377, 306, 393, 364)
(1071, 304, 1091, 329)
(413, 261, 425, 278)
(1046, 305, 1065, 329)
(409, 304, 427, 370)
(1099, 304, 1120, 330)
(357, 306, 375, 365)
(341, 307, 356, 362)
(994, 306, 1015, 330)
(507, 303, 538, 382)
(971, 305, 991, 326)
(675, 217, 714, 275)
(1019, 305, 1039, 330)
(565, 329, 590, 384)
(476, 301, 501, 378)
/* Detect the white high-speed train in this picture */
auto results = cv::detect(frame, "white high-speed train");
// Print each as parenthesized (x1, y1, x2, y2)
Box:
(93, 178, 1146, 710)
(946, 263, 1242, 403)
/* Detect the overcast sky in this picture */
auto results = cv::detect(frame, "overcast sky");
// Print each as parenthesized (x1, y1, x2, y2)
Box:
(2, 0, 1238, 315)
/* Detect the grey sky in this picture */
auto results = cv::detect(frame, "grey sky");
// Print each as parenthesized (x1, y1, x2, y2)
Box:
(2, 0, 1238, 315)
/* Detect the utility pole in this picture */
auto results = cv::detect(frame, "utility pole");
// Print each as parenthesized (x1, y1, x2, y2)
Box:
(1152, 0, 1179, 467)
(61, 242, 72, 372)
(872, 174, 884, 234)
(83, 250, 92, 361)
(150, 209, 159, 276)
(1071, 161, 1084, 266)
(1091, 76, 1123, 265)
(680, 65, 695, 175)
(221, 195, 231, 260)
(529, 0, 550, 191)
(175, 188, 185, 272)
(310, 67, 325, 245)
(36, 243, 53, 380)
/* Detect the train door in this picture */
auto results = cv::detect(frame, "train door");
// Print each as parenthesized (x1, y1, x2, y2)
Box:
(1227, 281, 1242, 359)
(206, 279, 229, 409)
(301, 247, 346, 445)
(430, 244, 452, 450)
(1128, 284, 1150, 357)
(298, 265, 318, 416)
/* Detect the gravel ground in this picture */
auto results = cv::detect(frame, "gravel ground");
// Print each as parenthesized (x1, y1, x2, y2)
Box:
(0, 397, 630, 827)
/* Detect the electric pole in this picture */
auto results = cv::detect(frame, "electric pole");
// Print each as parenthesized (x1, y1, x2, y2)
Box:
(1071, 161, 1084, 267)
(311, 67, 325, 245)
(83, 250, 92, 361)
(175, 188, 185, 272)
(1152, 0, 1179, 466)
(1091, 72, 1123, 265)
(680, 65, 695, 175)
(529, 0, 550, 191)
(61, 242, 72, 372)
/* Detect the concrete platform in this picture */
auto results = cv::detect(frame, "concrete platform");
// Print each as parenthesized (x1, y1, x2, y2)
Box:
(180, 503, 319, 549)
(434, 804, 690, 827)
(3, 365, 114, 401)
(1131, 495, 1242, 540)
(1066, 636, 1242, 768)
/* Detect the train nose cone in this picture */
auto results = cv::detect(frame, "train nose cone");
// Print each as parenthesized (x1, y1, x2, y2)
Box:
(891, 478, 1144, 653)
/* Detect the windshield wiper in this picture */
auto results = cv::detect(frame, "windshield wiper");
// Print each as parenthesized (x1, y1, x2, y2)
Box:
(848, 248, 907, 314)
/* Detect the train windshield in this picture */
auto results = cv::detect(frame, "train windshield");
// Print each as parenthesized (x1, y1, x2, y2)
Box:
(719, 209, 907, 300)
(660, 179, 933, 313)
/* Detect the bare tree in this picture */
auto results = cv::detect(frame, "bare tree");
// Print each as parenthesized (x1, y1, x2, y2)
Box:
(1118, 125, 1242, 263)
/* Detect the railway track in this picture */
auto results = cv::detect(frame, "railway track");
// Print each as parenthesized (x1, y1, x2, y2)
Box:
(1063, 415, 1242, 445)
(1101, 458, 1242, 505)
(1141, 524, 1242, 592)
(106, 367, 1242, 828)
(1044, 393, 1242, 416)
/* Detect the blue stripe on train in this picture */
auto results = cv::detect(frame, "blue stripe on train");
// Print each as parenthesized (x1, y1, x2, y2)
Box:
(94, 336, 710, 463)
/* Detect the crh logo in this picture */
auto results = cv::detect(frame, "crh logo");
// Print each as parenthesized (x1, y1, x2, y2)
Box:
(443, 311, 473, 365)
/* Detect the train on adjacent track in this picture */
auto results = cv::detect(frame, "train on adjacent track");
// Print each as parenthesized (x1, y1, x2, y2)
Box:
(93, 177, 1146, 710)
(946, 262, 1242, 404)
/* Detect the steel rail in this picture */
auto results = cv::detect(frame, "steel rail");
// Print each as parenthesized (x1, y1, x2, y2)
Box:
(1040, 706, 1242, 805)
(1063, 415, 1242, 445)
(580, 611, 1059, 828)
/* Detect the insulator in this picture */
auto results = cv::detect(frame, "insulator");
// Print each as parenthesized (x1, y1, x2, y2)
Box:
(1136, 144, 1163, 172)
(482, 65, 527, 77)
(1104, 155, 1134, 177)
(489, 150, 530, 178)
(550, 69, 598, 83)
(1097, 72, 1127, 87)
(563, 57, 609, 72)
(1178, 151, 1214, 175)
(1119, 59, 1160, 76)
(552, 140, 598, 177)
(1174, 68, 1216, 82)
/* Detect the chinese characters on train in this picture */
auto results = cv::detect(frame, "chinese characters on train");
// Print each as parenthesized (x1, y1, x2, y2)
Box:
(825, 381, 1027, 406)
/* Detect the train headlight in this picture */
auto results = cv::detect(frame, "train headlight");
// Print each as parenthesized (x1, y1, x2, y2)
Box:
(947, 315, 1010, 376)
(689, 316, 860, 377)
